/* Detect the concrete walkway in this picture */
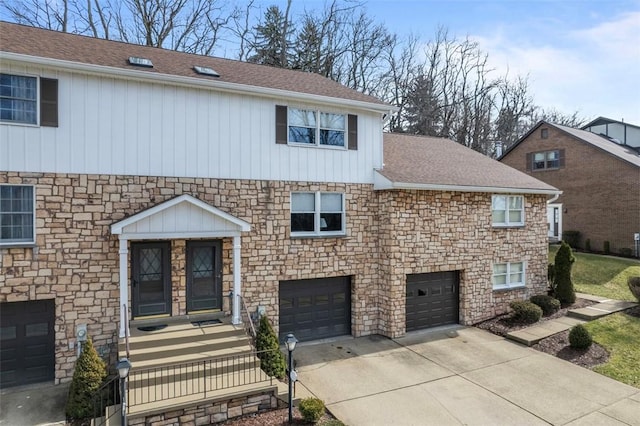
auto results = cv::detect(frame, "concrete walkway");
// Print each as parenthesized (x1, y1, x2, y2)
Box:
(507, 293, 638, 346)
(295, 327, 640, 426)
(0, 382, 68, 426)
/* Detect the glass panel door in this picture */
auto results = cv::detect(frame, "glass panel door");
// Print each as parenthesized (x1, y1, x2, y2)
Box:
(131, 242, 171, 317)
(187, 241, 222, 312)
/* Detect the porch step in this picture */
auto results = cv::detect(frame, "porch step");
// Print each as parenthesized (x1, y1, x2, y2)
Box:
(122, 324, 246, 351)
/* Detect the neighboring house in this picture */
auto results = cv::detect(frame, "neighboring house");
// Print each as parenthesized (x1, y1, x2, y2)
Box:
(500, 120, 640, 254)
(582, 116, 640, 150)
(1, 20, 558, 402)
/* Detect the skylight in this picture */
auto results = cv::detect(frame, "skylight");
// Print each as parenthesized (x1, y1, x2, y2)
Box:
(128, 56, 153, 68)
(193, 66, 220, 77)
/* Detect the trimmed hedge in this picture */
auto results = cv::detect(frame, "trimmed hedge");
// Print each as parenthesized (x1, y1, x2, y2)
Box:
(509, 301, 542, 324)
(529, 295, 561, 316)
(65, 339, 107, 420)
(255, 315, 286, 379)
(554, 241, 576, 305)
(298, 397, 325, 423)
(569, 324, 592, 349)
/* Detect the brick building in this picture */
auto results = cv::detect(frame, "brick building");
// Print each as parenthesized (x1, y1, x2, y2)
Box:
(500, 121, 640, 254)
(1, 21, 558, 395)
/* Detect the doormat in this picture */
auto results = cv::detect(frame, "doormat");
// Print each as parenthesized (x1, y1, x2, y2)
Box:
(137, 325, 168, 332)
(191, 319, 222, 327)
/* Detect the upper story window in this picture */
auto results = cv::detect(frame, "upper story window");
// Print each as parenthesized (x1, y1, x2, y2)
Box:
(0, 185, 35, 246)
(276, 105, 358, 150)
(492, 195, 524, 227)
(291, 192, 345, 237)
(0, 73, 58, 127)
(541, 128, 549, 139)
(527, 149, 565, 171)
(493, 261, 526, 290)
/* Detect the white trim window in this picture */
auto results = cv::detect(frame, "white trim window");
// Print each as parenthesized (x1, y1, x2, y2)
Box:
(288, 108, 346, 147)
(0, 185, 36, 246)
(0, 74, 37, 125)
(291, 192, 345, 236)
(493, 262, 526, 290)
(491, 195, 524, 227)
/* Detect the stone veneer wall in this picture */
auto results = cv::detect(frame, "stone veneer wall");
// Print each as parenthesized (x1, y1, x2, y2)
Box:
(0, 171, 549, 382)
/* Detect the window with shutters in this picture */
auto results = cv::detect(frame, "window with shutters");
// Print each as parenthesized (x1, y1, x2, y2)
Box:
(291, 192, 346, 237)
(276, 105, 357, 150)
(0, 74, 58, 127)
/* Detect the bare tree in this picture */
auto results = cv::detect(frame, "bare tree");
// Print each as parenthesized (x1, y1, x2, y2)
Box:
(2, 0, 70, 31)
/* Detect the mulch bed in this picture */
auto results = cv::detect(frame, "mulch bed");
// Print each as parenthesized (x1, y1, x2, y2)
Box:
(220, 406, 338, 426)
(531, 330, 609, 368)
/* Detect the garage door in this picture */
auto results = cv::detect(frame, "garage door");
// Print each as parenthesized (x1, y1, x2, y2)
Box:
(406, 272, 459, 332)
(279, 276, 351, 342)
(1, 300, 56, 388)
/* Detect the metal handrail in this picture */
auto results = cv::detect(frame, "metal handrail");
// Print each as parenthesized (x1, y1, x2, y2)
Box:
(91, 374, 120, 425)
(238, 294, 257, 339)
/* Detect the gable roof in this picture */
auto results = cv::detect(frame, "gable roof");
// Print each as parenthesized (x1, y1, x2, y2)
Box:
(0, 21, 389, 111)
(374, 133, 559, 194)
(582, 116, 640, 131)
(502, 121, 640, 168)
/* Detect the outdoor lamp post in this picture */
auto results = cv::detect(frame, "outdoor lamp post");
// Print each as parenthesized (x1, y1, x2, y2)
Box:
(116, 358, 132, 426)
(285, 333, 298, 424)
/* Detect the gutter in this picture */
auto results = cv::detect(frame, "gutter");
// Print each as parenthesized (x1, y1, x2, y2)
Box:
(0, 52, 397, 114)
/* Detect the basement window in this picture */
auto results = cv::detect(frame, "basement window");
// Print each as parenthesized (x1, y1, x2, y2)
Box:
(493, 262, 526, 290)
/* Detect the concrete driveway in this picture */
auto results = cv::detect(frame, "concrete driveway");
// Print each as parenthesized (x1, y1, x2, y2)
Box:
(294, 327, 640, 426)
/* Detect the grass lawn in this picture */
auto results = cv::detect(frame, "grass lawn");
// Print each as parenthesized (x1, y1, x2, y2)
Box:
(548, 245, 640, 301)
(585, 312, 640, 389)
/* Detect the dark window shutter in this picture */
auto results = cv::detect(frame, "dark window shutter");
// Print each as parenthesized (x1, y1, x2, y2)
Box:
(526, 152, 532, 171)
(40, 78, 58, 127)
(558, 149, 565, 168)
(275, 105, 287, 144)
(348, 114, 358, 150)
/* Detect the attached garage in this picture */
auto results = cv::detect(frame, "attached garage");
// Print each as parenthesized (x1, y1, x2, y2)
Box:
(279, 276, 351, 342)
(0, 300, 56, 388)
(406, 271, 459, 332)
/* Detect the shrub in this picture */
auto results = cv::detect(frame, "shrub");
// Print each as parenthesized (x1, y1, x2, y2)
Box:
(561, 231, 581, 249)
(628, 276, 640, 303)
(509, 301, 542, 324)
(529, 295, 561, 316)
(255, 315, 286, 379)
(555, 241, 576, 305)
(619, 248, 633, 257)
(65, 339, 107, 420)
(585, 239, 591, 252)
(603, 241, 610, 254)
(298, 397, 325, 423)
(569, 324, 592, 349)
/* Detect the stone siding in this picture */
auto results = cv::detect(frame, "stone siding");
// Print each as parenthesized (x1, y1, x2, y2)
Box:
(1, 172, 549, 382)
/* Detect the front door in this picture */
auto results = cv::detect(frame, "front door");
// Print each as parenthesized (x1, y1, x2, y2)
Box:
(131, 242, 171, 318)
(186, 241, 222, 313)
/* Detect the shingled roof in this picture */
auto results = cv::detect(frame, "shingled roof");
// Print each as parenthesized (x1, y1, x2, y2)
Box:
(375, 133, 559, 194)
(0, 21, 388, 109)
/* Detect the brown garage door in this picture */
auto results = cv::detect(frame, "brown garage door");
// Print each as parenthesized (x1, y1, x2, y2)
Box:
(1, 300, 56, 388)
(279, 276, 351, 342)
(406, 272, 459, 332)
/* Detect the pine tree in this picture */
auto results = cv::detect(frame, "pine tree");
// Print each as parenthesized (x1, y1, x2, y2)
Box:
(248, 5, 294, 68)
(255, 315, 286, 379)
(65, 339, 107, 420)
(554, 241, 576, 305)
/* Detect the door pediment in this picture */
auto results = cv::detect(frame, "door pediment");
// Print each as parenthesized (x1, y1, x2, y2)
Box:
(110, 194, 251, 240)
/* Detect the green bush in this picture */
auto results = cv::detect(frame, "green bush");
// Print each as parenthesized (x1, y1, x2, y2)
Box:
(255, 315, 286, 379)
(569, 324, 592, 349)
(509, 301, 542, 324)
(554, 241, 576, 305)
(561, 231, 581, 249)
(603, 240, 611, 254)
(619, 248, 633, 257)
(65, 339, 107, 420)
(298, 397, 325, 423)
(529, 295, 561, 316)
(585, 239, 591, 252)
(628, 276, 640, 302)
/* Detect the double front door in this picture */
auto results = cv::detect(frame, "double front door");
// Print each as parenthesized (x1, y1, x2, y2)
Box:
(131, 241, 222, 318)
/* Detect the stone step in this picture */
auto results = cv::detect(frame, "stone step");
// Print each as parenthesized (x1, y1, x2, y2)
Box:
(125, 326, 244, 350)
(568, 300, 637, 321)
(128, 335, 252, 365)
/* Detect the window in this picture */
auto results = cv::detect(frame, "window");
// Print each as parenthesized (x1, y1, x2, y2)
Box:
(1, 74, 37, 124)
(493, 262, 526, 289)
(532, 150, 560, 170)
(491, 195, 524, 227)
(541, 128, 549, 139)
(291, 192, 345, 236)
(276, 105, 357, 149)
(0, 185, 35, 246)
(0, 74, 58, 127)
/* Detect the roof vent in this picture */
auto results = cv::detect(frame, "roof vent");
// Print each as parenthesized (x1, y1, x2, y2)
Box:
(128, 56, 153, 68)
(193, 66, 220, 77)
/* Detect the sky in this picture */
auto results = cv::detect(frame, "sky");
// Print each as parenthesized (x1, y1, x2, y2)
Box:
(257, 0, 640, 125)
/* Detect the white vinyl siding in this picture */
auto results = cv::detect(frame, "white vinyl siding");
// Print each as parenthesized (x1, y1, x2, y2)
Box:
(291, 192, 346, 237)
(0, 184, 35, 246)
(0, 66, 382, 183)
(492, 262, 525, 290)
(491, 195, 524, 227)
